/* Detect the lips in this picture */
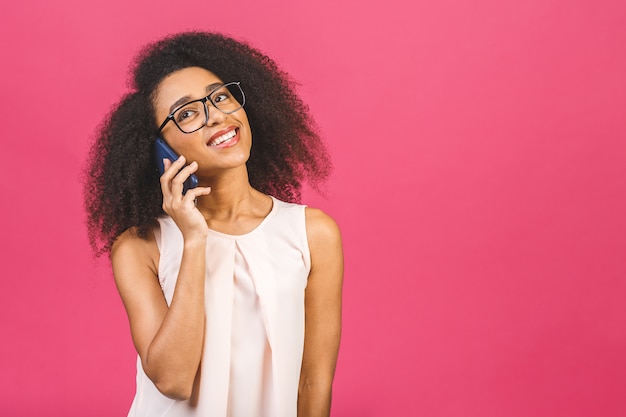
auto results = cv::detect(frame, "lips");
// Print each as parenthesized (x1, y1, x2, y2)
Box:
(208, 127, 239, 148)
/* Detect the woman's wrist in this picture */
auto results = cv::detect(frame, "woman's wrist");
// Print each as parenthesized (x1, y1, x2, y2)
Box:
(182, 233, 208, 247)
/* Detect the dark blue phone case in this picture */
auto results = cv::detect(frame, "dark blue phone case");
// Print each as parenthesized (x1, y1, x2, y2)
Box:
(154, 137, 199, 195)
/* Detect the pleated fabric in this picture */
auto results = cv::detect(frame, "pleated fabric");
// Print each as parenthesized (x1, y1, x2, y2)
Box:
(127, 197, 311, 417)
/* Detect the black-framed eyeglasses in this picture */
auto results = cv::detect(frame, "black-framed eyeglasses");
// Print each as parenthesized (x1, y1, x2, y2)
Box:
(158, 82, 245, 134)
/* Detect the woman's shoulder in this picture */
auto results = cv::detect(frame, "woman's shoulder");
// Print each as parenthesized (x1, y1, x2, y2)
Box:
(303, 206, 343, 282)
(110, 226, 160, 275)
(304, 206, 342, 248)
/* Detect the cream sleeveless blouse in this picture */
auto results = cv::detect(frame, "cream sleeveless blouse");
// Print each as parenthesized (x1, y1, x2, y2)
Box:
(127, 197, 311, 417)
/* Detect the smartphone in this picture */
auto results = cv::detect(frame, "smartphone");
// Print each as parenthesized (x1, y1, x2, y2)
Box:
(154, 137, 199, 195)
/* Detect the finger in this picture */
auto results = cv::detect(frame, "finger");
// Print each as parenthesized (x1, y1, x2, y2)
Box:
(160, 155, 186, 183)
(170, 160, 199, 197)
(160, 156, 187, 201)
(160, 158, 172, 196)
(177, 160, 200, 178)
(183, 186, 212, 204)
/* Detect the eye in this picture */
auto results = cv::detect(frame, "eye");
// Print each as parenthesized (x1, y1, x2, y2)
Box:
(213, 90, 232, 103)
(175, 107, 200, 123)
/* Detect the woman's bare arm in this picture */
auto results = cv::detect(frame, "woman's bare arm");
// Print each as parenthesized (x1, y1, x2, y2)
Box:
(112, 157, 212, 400)
(298, 207, 344, 417)
(112, 229, 206, 401)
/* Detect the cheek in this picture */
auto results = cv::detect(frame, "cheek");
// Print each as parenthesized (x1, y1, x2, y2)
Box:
(168, 133, 201, 158)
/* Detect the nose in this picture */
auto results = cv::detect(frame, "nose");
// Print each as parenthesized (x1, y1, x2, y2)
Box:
(205, 102, 226, 127)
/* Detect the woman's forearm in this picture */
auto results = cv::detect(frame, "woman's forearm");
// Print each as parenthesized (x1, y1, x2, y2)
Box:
(298, 379, 332, 417)
(143, 236, 207, 400)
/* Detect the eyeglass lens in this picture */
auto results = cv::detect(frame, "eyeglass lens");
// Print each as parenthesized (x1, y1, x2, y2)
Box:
(173, 83, 245, 133)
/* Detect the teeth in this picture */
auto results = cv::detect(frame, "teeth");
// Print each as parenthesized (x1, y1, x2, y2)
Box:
(210, 129, 237, 146)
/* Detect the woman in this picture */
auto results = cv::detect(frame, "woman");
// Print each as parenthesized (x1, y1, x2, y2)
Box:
(84, 32, 343, 417)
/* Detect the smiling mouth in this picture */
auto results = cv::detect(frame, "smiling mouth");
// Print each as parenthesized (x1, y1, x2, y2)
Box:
(209, 128, 238, 147)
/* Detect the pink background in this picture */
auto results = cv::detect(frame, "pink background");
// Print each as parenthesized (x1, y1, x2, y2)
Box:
(1, 0, 625, 416)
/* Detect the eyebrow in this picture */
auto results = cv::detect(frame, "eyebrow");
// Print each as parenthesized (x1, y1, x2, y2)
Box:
(168, 82, 224, 114)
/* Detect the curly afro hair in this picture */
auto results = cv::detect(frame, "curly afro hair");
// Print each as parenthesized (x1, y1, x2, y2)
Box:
(84, 32, 331, 256)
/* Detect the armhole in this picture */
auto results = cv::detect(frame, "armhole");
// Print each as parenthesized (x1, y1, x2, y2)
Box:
(301, 205, 312, 276)
(153, 219, 164, 287)
(153, 220, 163, 252)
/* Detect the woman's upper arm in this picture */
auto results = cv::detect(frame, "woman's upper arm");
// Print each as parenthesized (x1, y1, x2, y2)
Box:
(110, 228, 168, 362)
(301, 207, 344, 386)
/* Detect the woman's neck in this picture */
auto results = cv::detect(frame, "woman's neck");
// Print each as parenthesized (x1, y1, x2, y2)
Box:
(194, 167, 269, 222)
